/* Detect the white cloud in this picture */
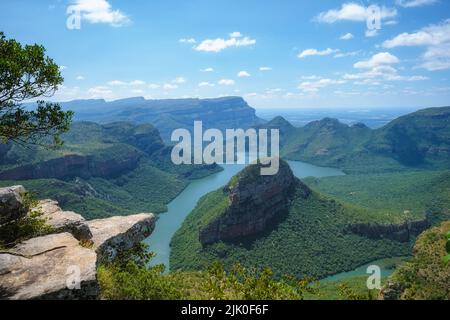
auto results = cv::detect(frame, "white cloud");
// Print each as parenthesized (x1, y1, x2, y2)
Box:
(334, 50, 360, 58)
(340, 33, 354, 40)
(59, 65, 68, 71)
(383, 20, 450, 48)
(131, 89, 144, 95)
(229, 31, 243, 38)
(298, 48, 339, 59)
(70, 0, 130, 27)
(365, 29, 379, 38)
(172, 77, 186, 84)
(179, 38, 196, 44)
(395, 0, 438, 8)
(237, 71, 251, 77)
(343, 58, 428, 83)
(354, 52, 400, 69)
(107, 80, 146, 86)
(383, 19, 450, 71)
(421, 43, 450, 70)
(259, 67, 272, 71)
(76, 75, 85, 81)
(198, 82, 215, 87)
(107, 80, 127, 86)
(163, 83, 178, 90)
(88, 85, 112, 98)
(201, 67, 214, 72)
(315, 3, 397, 24)
(148, 83, 160, 89)
(218, 79, 235, 86)
(194, 33, 256, 52)
(129, 80, 146, 86)
(298, 79, 346, 93)
(301, 75, 322, 80)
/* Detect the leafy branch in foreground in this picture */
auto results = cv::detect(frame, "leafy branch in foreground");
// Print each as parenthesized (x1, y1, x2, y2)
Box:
(0, 31, 73, 147)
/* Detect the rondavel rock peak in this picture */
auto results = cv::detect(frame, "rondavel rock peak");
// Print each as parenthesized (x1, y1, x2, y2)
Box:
(200, 160, 311, 246)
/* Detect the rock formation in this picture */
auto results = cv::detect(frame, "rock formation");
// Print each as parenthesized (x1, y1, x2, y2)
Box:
(0, 150, 142, 181)
(0, 186, 26, 225)
(347, 218, 430, 242)
(0, 186, 155, 300)
(199, 160, 311, 246)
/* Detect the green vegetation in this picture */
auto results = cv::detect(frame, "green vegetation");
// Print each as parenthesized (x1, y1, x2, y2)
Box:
(0, 192, 53, 248)
(262, 107, 450, 173)
(384, 221, 450, 300)
(98, 244, 317, 300)
(304, 170, 450, 224)
(171, 183, 413, 280)
(0, 32, 73, 147)
(0, 121, 221, 219)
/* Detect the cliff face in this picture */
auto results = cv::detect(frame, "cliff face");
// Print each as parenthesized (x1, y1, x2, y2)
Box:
(348, 218, 430, 242)
(58, 96, 264, 141)
(0, 149, 142, 181)
(200, 160, 311, 246)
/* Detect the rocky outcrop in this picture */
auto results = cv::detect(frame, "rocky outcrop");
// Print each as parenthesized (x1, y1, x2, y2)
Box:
(348, 218, 430, 242)
(0, 233, 98, 300)
(88, 214, 155, 263)
(200, 160, 310, 246)
(0, 187, 155, 300)
(34, 200, 92, 241)
(0, 186, 26, 225)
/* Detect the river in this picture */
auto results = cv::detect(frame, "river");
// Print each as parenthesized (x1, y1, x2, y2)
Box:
(144, 160, 345, 268)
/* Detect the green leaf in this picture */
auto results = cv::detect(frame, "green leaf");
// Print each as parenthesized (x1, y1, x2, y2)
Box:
(442, 254, 450, 265)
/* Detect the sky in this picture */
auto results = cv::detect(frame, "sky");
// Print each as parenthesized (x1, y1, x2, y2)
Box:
(1, 0, 450, 109)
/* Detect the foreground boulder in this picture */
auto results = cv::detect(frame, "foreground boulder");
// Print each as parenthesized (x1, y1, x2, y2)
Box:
(0, 189, 155, 300)
(0, 186, 27, 225)
(0, 233, 98, 300)
(34, 200, 92, 241)
(88, 214, 156, 263)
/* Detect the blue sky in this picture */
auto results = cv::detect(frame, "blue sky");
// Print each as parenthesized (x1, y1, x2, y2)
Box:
(1, 0, 450, 109)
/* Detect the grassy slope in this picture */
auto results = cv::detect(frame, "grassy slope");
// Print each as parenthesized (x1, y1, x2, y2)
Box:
(170, 186, 413, 279)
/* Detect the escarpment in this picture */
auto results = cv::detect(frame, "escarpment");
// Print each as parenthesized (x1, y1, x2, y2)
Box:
(0, 186, 155, 300)
(348, 218, 430, 242)
(0, 148, 143, 181)
(199, 160, 311, 246)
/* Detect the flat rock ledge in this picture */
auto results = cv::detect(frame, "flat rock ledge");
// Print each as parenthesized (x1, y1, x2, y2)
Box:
(0, 186, 155, 300)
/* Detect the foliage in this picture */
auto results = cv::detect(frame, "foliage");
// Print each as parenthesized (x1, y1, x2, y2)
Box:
(171, 184, 413, 279)
(268, 107, 450, 173)
(0, 32, 73, 147)
(98, 243, 317, 300)
(0, 121, 220, 219)
(0, 192, 53, 248)
(387, 221, 450, 300)
(303, 170, 450, 224)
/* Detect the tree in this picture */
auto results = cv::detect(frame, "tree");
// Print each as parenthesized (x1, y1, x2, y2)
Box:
(0, 32, 73, 147)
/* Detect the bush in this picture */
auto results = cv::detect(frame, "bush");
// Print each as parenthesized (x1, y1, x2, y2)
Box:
(0, 192, 53, 248)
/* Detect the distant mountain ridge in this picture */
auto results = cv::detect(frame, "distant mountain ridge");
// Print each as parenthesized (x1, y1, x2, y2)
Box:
(262, 106, 450, 173)
(38, 96, 265, 141)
